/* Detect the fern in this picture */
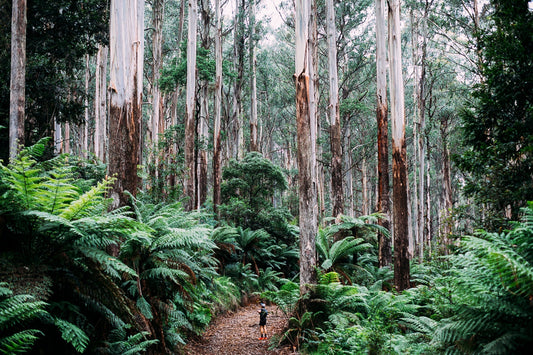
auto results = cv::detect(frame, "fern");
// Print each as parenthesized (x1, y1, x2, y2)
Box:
(52, 318, 89, 353)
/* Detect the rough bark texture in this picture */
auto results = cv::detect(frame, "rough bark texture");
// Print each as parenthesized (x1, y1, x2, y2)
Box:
(151, 0, 164, 149)
(184, 0, 198, 210)
(388, 0, 410, 291)
(376, 0, 391, 267)
(213, 0, 223, 213)
(326, 0, 344, 219)
(108, 0, 144, 208)
(295, 0, 318, 293)
(9, 0, 26, 162)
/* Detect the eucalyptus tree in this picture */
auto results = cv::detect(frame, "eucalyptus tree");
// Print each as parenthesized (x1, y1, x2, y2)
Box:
(375, 0, 391, 266)
(213, 0, 223, 211)
(9, 0, 26, 162)
(326, 0, 344, 218)
(388, 0, 410, 291)
(108, 0, 145, 208)
(184, 0, 198, 210)
(295, 0, 318, 292)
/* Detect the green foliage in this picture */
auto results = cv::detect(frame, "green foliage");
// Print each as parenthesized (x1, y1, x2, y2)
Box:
(433, 202, 533, 353)
(316, 214, 386, 284)
(0, 142, 153, 353)
(99, 328, 159, 355)
(454, 0, 533, 225)
(0, 283, 46, 354)
(0, 0, 109, 160)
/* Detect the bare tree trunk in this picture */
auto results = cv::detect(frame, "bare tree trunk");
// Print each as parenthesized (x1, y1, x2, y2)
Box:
(416, 0, 429, 262)
(376, 0, 391, 267)
(310, 0, 323, 224)
(295, 0, 318, 294)
(64, 122, 70, 154)
(108, 0, 144, 208)
(361, 157, 369, 215)
(82, 54, 90, 159)
(232, 0, 245, 159)
(184, 0, 198, 210)
(151, 0, 165, 173)
(326, 0, 344, 218)
(54, 119, 62, 154)
(249, 0, 258, 152)
(345, 127, 354, 217)
(9, 0, 26, 161)
(388, 0, 410, 291)
(213, 0, 223, 213)
(440, 113, 453, 252)
(94, 45, 108, 162)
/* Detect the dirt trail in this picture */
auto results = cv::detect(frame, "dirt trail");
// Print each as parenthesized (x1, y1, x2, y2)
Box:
(184, 304, 294, 355)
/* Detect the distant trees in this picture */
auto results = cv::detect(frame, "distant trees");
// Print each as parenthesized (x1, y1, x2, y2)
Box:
(455, 0, 533, 224)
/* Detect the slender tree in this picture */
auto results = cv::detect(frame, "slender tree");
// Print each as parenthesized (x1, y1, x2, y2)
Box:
(184, 0, 198, 210)
(249, 0, 258, 152)
(94, 45, 108, 162)
(213, 0, 223, 212)
(326, 0, 344, 218)
(108, 0, 145, 208)
(9, 0, 27, 162)
(388, 0, 410, 290)
(295, 0, 318, 293)
(375, 0, 391, 266)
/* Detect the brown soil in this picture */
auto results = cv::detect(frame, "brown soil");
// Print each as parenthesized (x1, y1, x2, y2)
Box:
(184, 304, 296, 355)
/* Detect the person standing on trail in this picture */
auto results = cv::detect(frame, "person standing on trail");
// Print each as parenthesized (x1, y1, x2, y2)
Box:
(258, 302, 268, 340)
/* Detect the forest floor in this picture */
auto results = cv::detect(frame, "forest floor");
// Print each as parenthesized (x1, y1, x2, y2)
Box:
(184, 304, 297, 355)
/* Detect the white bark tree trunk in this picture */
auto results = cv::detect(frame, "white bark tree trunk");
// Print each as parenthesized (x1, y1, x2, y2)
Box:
(213, 0, 223, 212)
(249, 0, 258, 152)
(94, 45, 108, 162)
(184, 0, 198, 210)
(295, 0, 318, 293)
(108, 0, 145, 208)
(388, 0, 410, 291)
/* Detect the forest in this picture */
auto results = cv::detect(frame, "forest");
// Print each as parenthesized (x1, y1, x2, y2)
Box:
(0, 0, 532, 354)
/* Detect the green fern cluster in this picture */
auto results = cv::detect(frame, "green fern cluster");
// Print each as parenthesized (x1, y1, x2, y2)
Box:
(433, 203, 533, 353)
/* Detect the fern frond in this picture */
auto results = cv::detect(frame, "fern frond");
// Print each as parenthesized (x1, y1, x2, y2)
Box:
(53, 318, 89, 353)
(0, 329, 43, 354)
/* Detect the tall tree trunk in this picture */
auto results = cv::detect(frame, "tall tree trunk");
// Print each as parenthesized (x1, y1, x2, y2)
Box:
(376, 0, 391, 267)
(232, 0, 245, 159)
(151, 0, 165, 171)
(440, 113, 453, 252)
(326, 0, 344, 218)
(213, 0, 223, 213)
(416, 0, 429, 262)
(54, 119, 62, 154)
(94, 45, 108, 162)
(249, 0, 258, 152)
(310, 0, 323, 224)
(108, 0, 145, 208)
(345, 127, 354, 217)
(184, 0, 198, 210)
(295, 0, 318, 294)
(82, 54, 90, 159)
(9, 0, 26, 162)
(388, 0, 410, 291)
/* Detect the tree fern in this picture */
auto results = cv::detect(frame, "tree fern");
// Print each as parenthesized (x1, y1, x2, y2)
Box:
(434, 203, 533, 353)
